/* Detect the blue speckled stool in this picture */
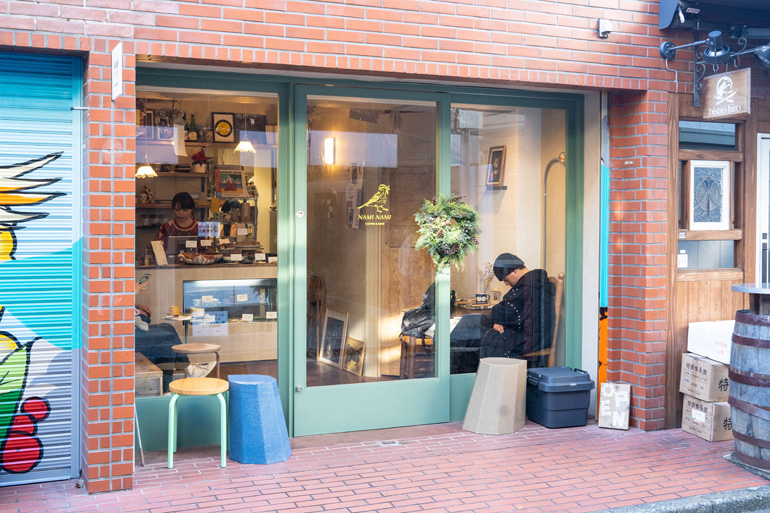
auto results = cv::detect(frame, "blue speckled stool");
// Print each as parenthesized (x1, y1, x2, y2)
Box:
(228, 375, 291, 464)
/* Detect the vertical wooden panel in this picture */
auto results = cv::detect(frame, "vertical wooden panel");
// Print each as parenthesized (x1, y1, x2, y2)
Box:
(665, 93, 681, 429)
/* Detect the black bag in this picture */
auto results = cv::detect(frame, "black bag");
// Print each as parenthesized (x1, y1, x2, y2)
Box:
(401, 307, 434, 338)
(401, 283, 435, 338)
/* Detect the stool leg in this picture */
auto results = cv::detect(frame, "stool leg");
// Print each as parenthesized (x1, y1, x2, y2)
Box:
(135, 409, 145, 467)
(217, 392, 227, 468)
(168, 394, 179, 469)
(215, 351, 220, 379)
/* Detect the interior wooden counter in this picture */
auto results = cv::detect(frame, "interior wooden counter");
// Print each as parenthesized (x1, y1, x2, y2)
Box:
(135, 263, 278, 363)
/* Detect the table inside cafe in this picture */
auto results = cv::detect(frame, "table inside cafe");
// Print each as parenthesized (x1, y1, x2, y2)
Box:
(136, 259, 278, 364)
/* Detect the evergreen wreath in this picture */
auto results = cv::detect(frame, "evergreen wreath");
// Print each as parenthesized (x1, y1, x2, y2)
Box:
(415, 193, 480, 271)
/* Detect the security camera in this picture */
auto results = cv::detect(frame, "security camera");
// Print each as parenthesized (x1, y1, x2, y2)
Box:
(598, 19, 613, 39)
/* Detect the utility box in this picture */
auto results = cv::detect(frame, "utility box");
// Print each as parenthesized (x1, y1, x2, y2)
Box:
(679, 352, 730, 402)
(526, 367, 595, 428)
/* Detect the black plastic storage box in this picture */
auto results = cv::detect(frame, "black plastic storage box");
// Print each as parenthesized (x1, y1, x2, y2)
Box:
(526, 367, 595, 428)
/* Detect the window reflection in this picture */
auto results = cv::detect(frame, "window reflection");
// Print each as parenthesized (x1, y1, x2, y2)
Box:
(306, 97, 437, 385)
(449, 105, 567, 373)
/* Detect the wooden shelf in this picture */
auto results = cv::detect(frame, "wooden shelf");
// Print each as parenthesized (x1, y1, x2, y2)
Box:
(677, 268, 744, 281)
(136, 201, 209, 209)
(153, 171, 208, 177)
(678, 229, 742, 241)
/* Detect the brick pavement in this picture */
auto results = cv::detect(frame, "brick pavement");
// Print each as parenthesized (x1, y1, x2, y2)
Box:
(2, 421, 768, 513)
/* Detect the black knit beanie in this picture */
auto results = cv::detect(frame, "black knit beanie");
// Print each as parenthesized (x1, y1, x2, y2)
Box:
(493, 252, 525, 281)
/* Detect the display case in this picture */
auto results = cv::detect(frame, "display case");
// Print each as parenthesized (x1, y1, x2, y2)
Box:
(183, 278, 277, 321)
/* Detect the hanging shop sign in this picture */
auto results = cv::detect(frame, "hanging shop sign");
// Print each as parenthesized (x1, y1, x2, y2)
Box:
(702, 68, 750, 120)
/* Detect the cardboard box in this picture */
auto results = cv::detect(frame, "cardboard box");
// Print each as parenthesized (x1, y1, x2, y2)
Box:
(687, 320, 734, 364)
(679, 352, 730, 402)
(681, 395, 733, 442)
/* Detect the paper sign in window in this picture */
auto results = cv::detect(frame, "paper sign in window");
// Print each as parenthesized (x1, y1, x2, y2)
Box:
(242, 313, 254, 322)
(266, 311, 277, 319)
(236, 294, 248, 302)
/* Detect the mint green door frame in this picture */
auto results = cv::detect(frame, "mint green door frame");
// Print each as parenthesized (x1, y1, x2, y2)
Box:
(291, 85, 451, 436)
(137, 68, 584, 436)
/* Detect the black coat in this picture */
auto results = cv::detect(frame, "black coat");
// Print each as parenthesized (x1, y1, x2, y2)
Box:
(480, 269, 556, 361)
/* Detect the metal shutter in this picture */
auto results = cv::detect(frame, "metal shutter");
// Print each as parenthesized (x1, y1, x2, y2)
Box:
(0, 53, 81, 486)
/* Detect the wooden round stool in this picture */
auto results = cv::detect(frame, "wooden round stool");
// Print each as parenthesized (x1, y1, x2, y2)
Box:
(172, 343, 222, 378)
(167, 377, 229, 469)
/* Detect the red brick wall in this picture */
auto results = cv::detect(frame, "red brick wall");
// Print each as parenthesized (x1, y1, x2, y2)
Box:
(607, 90, 669, 430)
(0, 0, 687, 491)
(79, 44, 138, 493)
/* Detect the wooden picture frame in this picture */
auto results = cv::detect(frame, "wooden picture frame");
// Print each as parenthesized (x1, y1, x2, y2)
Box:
(137, 108, 154, 140)
(218, 169, 247, 198)
(686, 160, 731, 231)
(341, 337, 365, 376)
(319, 310, 348, 367)
(212, 112, 236, 143)
(486, 145, 506, 187)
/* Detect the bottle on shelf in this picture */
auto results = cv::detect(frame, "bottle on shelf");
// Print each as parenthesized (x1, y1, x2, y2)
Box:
(188, 114, 198, 142)
(184, 115, 189, 141)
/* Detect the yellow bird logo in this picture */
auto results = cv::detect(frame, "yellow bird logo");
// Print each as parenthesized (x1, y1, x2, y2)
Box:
(0, 152, 63, 261)
(358, 184, 390, 213)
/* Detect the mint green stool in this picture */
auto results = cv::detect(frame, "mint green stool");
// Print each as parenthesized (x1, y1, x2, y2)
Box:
(168, 377, 229, 469)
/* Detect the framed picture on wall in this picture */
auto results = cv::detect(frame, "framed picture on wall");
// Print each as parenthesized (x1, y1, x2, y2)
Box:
(319, 310, 349, 367)
(686, 160, 731, 231)
(217, 168, 248, 198)
(212, 112, 235, 143)
(486, 145, 506, 187)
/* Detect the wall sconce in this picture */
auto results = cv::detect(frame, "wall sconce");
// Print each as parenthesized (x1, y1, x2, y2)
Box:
(323, 137, 335, 165)
(660, 30, 770, 106)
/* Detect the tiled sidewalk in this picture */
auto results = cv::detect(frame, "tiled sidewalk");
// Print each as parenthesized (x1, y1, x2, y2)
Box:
(3, 421, 768, 513)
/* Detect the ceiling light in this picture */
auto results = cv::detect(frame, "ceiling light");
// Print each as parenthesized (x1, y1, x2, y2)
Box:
(135, 164, 157, 178)
(234, 140, 256, 153)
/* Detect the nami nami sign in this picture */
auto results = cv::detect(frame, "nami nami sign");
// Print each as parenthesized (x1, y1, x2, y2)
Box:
(702, 68, 750, 120)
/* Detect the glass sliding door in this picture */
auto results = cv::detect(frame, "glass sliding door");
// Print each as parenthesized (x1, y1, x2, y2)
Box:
(292, 88, 449, 435)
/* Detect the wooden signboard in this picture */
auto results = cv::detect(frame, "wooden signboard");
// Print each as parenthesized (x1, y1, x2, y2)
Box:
(702, 68, 751, 120)
(598, 382, 631, 430)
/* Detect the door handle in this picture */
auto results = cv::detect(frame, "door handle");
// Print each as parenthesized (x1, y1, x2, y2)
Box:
(295, 385, 303, 392)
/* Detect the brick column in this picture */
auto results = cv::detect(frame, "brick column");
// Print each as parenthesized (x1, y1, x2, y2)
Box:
(607, 90, 669, 431)
(80, 41, 137, 493)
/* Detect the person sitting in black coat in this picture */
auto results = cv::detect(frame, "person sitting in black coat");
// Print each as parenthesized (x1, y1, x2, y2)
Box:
(450, 253, 556, 372)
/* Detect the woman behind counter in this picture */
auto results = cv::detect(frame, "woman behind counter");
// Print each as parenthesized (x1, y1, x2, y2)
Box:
(155, 191, 198, 250)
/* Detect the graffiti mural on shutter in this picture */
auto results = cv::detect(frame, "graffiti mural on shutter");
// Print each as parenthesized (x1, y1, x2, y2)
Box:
(0, 53, 81, 485)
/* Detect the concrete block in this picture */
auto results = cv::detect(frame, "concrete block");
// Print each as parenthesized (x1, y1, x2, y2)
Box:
(463, 357, 527, 435)
(228, 375, 291, 464)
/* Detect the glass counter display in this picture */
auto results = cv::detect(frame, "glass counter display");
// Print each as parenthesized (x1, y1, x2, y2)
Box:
(183, 278, 277, 321)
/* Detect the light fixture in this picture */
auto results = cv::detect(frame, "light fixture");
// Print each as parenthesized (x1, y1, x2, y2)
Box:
(597, 19, 613, 39)
(234, 140, 256, 153)
(323, 137, 335, 165)
(755, 45, 770, 68)
(659, 30, 770, 106)
(135, 163, 157, 178)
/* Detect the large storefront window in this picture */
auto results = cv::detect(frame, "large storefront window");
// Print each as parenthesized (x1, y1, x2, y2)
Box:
(134, 90, 278, 396)
(449, 105, 567, 373)
(305, 96, 437, 385)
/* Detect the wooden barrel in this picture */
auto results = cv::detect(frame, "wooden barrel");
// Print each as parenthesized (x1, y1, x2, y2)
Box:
(729, 310, 770, 470)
